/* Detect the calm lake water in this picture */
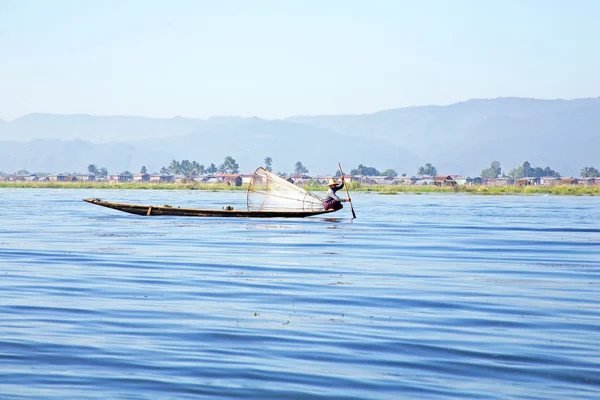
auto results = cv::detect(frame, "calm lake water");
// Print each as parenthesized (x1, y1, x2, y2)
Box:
(1, 188, 599, 399)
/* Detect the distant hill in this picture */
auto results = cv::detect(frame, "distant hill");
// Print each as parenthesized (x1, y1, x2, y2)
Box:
(1, 97, 599, 176)
(288, 97, 600, 177)
(0, 118, 421, 175)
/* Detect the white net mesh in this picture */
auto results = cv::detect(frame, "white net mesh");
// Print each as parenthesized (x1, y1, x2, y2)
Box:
(247, 168, 325, 212)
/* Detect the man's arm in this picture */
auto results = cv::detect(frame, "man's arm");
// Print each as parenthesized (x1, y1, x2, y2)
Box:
(329, 190, 341, 202)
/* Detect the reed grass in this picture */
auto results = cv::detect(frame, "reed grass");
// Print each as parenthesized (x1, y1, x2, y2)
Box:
(0, 181, 247, 191)
(1, 181, 598, 195)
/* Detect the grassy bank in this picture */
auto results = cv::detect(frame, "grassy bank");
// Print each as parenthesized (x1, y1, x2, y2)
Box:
(301, 182, 599, 195)
(1, 181, 598, 195)
(0, 182, 247, 191)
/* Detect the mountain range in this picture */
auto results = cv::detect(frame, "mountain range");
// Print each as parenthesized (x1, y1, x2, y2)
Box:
(1, 97, 599, 177)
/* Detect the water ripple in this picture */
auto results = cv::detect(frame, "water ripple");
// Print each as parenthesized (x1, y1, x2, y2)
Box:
(1, 189, 599, 399)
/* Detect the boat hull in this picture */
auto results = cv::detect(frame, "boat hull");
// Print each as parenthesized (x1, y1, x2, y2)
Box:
(83, 198, 334, 218)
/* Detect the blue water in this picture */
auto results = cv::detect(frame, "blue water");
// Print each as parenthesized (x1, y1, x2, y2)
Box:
(1, 188, 599, 399)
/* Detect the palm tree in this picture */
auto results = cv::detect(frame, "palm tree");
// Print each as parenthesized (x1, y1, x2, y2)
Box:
(180, 159, 192, 176)
(168, 159, 181, 175)
(425, 163, 437, 177)
(522, 161, 531, 178)
(264, 157, 273, 172)
(206, 163, 217, 174)
(191, 161, 205, 176)
(218, 156, 239, 174)
(293, 161, 308, 175)
(581, 166, 599, 177)
(87, 164, 99, 175)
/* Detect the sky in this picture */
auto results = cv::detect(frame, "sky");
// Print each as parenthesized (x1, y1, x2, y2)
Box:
(1, 0, 599, 120)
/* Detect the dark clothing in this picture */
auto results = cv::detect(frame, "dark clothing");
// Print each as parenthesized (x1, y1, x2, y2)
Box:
(323, 198, 344, 211)
(323, 183, 345, 210)
(324, 183, 344, 202)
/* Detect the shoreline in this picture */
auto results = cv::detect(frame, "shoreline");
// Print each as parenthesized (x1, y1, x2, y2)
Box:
(0, 182, 598, 195)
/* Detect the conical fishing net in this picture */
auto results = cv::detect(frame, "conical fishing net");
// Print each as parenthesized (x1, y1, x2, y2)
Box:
(247, 168, 325, 212)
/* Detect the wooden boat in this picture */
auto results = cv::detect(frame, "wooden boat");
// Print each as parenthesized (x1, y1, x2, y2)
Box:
(83, 198, 335, 218)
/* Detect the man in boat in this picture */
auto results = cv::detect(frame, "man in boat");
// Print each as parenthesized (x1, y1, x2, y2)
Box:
(323, 177, 348, 211)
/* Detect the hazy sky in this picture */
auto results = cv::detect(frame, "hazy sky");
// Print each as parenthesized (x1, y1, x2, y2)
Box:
(1, 0, 599, 120)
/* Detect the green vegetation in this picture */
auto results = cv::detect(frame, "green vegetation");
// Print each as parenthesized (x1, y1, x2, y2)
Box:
(381, 169, 398, 177)
(507, 161, 560, 179)
(338, 165, 398, 177)
(1, 180, 599, 195)
(417, 163, 437, 177)
(264, 157, 273, 172)
(298, 181, 600, 195)
(481, 161, 502, 178)
(0, 181, 247, 191)
(129, 156, 241, 176)
(349, 164, 380, 176)
(3, 171, 600, 196)
(87, 164, 108, 178)
(581, 166, 600, 177)
(294, 161, 309, 175)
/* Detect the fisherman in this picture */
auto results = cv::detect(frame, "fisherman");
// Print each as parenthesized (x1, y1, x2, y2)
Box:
(323, 177, 348, 211)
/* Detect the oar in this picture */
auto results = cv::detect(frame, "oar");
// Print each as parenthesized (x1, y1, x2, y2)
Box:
(338, 162, 356, 219)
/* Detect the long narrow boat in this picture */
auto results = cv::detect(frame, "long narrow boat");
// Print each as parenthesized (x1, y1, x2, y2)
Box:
(83, 198, 335, 218)
(83, 167, 342, 219)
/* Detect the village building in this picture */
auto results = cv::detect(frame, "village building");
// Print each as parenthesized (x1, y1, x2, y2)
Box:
(48, 174, 70, 182)
(108, 174, 132, 183)
(452, 176, 472, 185)
(73, 174, 95, 182)
(289, 174, 311, 183)
(515, 177, 540, 186)
(240, 174, 253, 185)
(223, 175, 242, 186)
(199, 176, 218, 184)
(205, 173, 243, 186)
(489, 177, 513, 187)
(392, 176, 416, 185)
(540, 176, 561, 186)
(558, 177, 578, 185)
(174, 176, 195, 184)
(149, 174, 174, 183)
(133, 173, 150, 182)
(7, 173, 39, 182)
(414, 178, 434, 186)
(368, 176, 396, 185)
(293, 178, 313, 186)
(578, 177, 599, 186)
(433, 175, 457, 187)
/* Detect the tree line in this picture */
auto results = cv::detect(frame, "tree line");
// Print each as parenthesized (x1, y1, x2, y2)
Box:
(333, 164, 400, 177)
(480, 161, 600, 179)
(5, 159, 600, 179)
(82, 157, 312, 178)
(334, 161, 600, 180)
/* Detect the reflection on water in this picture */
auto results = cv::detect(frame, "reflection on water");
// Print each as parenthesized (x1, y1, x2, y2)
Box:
(1, 189, 599, 399)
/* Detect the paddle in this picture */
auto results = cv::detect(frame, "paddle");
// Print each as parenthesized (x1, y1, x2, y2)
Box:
(338, 162, 356, 219)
